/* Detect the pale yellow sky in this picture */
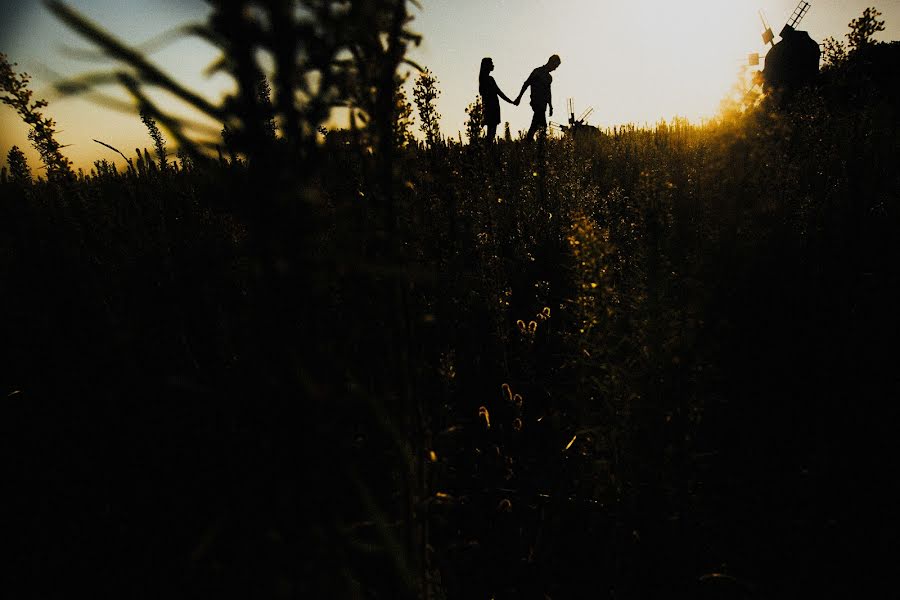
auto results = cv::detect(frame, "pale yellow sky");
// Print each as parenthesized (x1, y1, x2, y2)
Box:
(2, 1, 898, 172)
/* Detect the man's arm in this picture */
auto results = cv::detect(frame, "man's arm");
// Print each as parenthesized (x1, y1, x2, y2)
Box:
(514, 72, 533, 104)
(548, 86, 553, 116)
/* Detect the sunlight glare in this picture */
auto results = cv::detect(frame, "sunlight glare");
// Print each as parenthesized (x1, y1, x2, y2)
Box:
(557, 0, 760, 125)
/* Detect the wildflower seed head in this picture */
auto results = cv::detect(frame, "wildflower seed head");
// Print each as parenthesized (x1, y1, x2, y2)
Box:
(478, 406, 491, 429)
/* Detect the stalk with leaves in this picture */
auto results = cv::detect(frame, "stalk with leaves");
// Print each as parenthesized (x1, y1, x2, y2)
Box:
(394, 81, 416, 149)
(139, 108, 168, 171)
(0, 53, 73, 181)
(413, 67, 441, 148)
(464, 95, 484, 144)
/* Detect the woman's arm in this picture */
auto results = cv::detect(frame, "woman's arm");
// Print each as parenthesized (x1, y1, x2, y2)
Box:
(497, 84, 516, 105)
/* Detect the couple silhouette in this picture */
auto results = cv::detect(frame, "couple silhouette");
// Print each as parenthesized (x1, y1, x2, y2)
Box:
(479, 54, 561, 141)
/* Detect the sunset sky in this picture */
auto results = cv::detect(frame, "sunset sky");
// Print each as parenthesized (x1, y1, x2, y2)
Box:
(2, 0, 898, 170)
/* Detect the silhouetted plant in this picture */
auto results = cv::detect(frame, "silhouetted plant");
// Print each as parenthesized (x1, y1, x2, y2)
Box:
(847, 6, 885, 51)
(176, 146, 193, 172)
(220, 125, 238, 164)
(394, 80, 415, 149)
(413, 67, 441, 147)
(0, 53, 73, 181)
(464, 95, 483, 144)
(133, 147, 147, 177)
(256, 74, 277, 141)
(140, 107, 168, 171)
(822, 36, 849, 69)
(45, 0, 421, 167)
(6, 145, 32, 185)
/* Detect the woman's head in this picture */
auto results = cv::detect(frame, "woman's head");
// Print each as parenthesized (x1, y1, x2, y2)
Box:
(479, 58, 494, 94)
(480, 57, 494, 77)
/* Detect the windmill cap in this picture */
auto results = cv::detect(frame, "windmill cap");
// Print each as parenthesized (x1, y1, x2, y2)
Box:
(779, 24, 796, 38)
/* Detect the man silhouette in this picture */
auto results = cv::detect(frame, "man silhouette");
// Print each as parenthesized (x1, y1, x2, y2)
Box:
(515, 54, 561, 140)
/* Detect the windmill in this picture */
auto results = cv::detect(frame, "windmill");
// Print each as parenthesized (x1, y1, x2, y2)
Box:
(561, 98, 600, 139)
(756, 2, 820, 95)
(567, 98, 594, 128)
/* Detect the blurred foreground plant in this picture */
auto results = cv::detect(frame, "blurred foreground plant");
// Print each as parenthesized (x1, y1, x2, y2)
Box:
(45, 0, 422, 170)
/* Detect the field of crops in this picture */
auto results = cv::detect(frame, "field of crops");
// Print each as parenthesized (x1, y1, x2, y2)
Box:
(3, 3, 899, 599)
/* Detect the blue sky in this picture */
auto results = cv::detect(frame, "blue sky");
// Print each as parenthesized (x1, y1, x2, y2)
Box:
(2, 1, 898, 169)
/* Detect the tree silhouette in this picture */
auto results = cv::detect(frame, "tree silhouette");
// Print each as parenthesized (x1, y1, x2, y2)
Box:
(847, 7, 886, 51)
(822, 7, 887, 71)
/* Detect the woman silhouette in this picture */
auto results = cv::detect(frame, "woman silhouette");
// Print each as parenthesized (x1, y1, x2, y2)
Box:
(479, 57, 516, 141)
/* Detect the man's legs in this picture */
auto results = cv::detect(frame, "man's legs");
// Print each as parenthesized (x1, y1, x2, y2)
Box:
(526, 106, 547, 140)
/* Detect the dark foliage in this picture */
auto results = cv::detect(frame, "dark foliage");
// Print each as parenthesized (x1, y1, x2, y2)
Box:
(6, 144, 32, 184)
(3, 4, 899, 600)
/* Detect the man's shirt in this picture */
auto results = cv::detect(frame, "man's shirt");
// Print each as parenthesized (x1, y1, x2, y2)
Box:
(525, 67, 552, 107)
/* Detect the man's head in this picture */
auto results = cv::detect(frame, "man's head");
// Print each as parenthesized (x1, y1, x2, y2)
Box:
(547, 54, 561, 71)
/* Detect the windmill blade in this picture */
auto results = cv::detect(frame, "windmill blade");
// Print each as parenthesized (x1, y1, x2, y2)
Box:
(578, 107, 594, 122)
(787, 1, 810, 29)
(759, 10, 775, 46)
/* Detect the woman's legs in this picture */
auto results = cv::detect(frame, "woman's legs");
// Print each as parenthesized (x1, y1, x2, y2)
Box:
(485, 123, 498, 141)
